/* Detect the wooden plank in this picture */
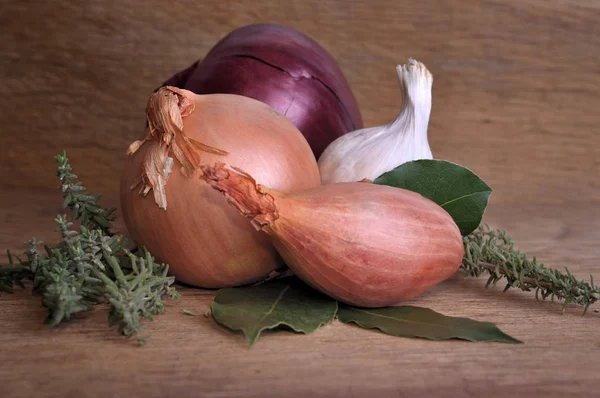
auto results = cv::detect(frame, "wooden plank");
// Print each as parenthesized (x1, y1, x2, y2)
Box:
(0, 1, 598, 396)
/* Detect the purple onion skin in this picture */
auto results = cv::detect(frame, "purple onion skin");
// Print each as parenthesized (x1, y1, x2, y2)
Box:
(163, 24, 363, 158)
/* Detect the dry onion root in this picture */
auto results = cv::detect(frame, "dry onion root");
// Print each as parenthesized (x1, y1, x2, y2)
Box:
(120, 87, 320, 288)
(200, 163, 465, 307)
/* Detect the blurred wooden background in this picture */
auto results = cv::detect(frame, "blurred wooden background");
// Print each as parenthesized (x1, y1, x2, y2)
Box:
(0, 1, 599, 397)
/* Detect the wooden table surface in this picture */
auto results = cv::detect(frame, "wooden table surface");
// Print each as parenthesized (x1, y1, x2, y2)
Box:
(1, 1, 599, 397)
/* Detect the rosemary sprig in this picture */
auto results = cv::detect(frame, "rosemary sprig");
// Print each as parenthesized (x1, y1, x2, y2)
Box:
(0, 152, 179, 342)
(462, 224, 600, 313)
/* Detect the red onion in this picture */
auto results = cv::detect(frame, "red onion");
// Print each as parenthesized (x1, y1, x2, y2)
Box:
(164, 23, 363, 158)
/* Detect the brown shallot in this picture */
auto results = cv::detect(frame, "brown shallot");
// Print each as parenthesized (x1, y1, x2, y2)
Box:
(200, 163, 464, 307)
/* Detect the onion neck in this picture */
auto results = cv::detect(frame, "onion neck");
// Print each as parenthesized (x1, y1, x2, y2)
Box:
(200, 163, 279, 231)
(126, 86, 227, 210)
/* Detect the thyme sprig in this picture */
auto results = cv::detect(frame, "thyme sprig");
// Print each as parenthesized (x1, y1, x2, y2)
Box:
(0, 249, 32, 293)
(462, 225, 600, 313)
(94, 249, 180, 342)
(55, 151, 116, 234)
(0, 152, 179, 342)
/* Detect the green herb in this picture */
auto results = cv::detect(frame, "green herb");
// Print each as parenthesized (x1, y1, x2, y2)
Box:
(183, 309, 197, 316)
(375, 159, 598, 312)
(337, 304, 521, 343)
(0, 248, 33, 293)
(210, 278, 522, 345)
(462, 225, 600, 314)
(373, 159, 492, 236)
(0, 152, 179, 342)
(94, 248, 179, 342)
(212, 277, 338, 346)
(55, 151, 116, 234)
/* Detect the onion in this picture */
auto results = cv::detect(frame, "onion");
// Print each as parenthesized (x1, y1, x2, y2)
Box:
(120, 87, 320, 288)
(163, 23, 363, 158)
(200, 163, 465, 307)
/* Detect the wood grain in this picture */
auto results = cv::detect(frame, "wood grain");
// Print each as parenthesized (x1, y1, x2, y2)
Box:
(0, 1, 599, 397)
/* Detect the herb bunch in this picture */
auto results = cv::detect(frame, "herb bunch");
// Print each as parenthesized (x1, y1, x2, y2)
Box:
(462, 224, 599, 313)
(0, 151, 179, 343)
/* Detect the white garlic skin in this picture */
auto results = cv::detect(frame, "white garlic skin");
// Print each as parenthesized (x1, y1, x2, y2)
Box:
(318, 59, 433, 184)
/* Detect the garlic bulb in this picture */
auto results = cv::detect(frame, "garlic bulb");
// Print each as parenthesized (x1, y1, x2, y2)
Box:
(318, 59, 433, 184)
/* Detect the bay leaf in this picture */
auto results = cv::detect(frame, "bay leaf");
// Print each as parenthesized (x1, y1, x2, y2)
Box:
(337, 305, 522, 343)
(373, 159, 492, 236)
(212, 277, 338, 346)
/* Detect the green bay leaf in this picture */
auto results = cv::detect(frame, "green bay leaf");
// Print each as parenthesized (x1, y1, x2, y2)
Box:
(337, 305, 521, 344)
(373, 159, 492, 236)
(212, 277, 338, 346)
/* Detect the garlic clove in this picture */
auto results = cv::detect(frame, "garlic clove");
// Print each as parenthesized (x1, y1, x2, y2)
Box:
(318, 59, 434, 184)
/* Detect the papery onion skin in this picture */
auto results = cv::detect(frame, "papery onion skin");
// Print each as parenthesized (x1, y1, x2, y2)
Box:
(163, 23, 363, 158)
(120, 89, 320, 288)
(201, 164, 465, 307)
